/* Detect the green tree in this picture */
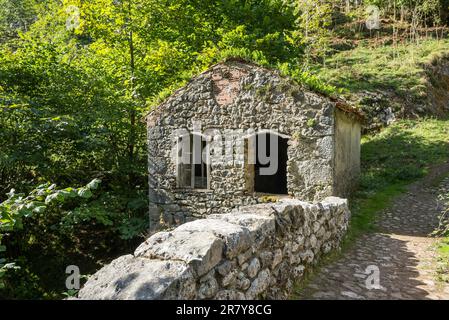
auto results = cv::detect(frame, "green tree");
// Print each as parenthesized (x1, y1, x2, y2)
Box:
(287, 0, 334, 66)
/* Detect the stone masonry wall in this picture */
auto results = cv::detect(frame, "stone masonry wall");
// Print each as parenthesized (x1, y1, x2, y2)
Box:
(334, 109, 361, 197)
(147, 60, 338, 230)
(78, 196, 350, 300)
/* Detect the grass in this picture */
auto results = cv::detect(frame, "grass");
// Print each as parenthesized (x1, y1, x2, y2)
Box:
(345, 118, 449, 245)
(435, 187, 449, 285)
(292, 118, 449, 297)
(436, 239, 449, 284)
(313, 39, 449, 101)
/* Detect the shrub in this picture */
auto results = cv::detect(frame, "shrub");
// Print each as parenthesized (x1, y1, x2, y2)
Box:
(0, 179, 148, 299)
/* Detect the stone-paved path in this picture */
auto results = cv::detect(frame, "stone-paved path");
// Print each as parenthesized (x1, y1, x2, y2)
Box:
(297, 162, 449, 300)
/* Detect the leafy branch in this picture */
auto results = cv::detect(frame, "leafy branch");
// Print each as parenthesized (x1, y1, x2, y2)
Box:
(0, 178, 101, 287)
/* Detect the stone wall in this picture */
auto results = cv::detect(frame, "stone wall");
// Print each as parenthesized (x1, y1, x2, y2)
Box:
(334, 109, 361, 197)
(146, 60, 351, 230)
(78, 196, 350, 300)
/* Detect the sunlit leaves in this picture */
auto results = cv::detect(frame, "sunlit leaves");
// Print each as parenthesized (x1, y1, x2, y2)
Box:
(0, 179, 102, 284)
(86, 178, 101, 190)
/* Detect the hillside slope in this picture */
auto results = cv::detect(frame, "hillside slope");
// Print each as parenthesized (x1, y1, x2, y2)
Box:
(316, 14, 449, 129)
(313, 38, 449, 130)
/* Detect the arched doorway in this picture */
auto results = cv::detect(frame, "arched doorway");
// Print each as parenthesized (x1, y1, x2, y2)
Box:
(247, 132, 288, 195)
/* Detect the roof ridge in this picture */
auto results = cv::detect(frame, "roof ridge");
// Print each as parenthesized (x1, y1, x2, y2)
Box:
(144, 58, 363, 122)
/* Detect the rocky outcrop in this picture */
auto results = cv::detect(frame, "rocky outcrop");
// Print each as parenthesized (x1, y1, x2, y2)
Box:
(425, 55, 449, 117)
(352, 90, 398, 132)
(354, 55, 449, 132)
(78, 196, 350, 300)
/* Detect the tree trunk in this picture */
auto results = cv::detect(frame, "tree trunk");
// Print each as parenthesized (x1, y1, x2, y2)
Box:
(127, 0, 136, 165)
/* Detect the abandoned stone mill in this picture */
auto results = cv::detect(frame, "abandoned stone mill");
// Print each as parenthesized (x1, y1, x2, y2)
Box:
(78, 59, 363, 300)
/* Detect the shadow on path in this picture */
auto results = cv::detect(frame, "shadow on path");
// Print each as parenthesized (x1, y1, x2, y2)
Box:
(296, 162, 449, 300)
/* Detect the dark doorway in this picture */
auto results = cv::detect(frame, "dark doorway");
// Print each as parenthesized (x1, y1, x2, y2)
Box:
(254, 133, 288, 194)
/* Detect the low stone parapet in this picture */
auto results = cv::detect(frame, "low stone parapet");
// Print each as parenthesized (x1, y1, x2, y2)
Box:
(78, 197, 350, 300)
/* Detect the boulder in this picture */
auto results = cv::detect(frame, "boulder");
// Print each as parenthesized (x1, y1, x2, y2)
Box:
(78, 255, 195, 300)
(135, 230, 224, 277)
(176, 219, 251, 259)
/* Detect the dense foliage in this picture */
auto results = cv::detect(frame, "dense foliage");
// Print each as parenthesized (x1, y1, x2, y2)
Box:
(0, 0, 448, 299)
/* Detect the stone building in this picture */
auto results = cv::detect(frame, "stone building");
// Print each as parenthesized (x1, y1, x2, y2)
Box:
(146, 59, 362, 230)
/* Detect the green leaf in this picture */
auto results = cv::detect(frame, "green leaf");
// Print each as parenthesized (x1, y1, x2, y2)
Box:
(77, 188, 93, 199)
(3, 263, 17, 269)
(86, 179, 101, 190)
(60, 189, 77, 198)
(45, 191, 66, 204)
(25, 202, 36, 210)
(18, 208, 33, 218)
(6, 189, 15, 199)
(36, 189, 47, 197)
(0, 245, 6, 252)
(33, 206, 47, 214)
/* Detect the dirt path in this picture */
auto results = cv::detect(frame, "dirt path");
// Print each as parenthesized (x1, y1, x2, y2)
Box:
(297, 162, 449, 300)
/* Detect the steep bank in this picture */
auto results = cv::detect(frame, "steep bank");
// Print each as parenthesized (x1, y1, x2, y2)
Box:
(314, 39, 449, 131)
(425, 55, 449, 117)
